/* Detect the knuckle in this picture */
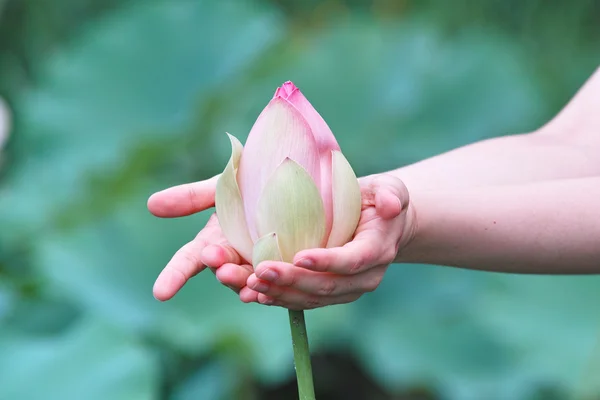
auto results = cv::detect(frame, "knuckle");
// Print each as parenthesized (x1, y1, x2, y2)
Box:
(192, 232, 211, 246)
(304, 296, 323, 310)
(268, 287, 283, 298)
(317, 279, 337, 296)
(393, 239, 402, 255)
(349, 255, 364, 274)
(165, 265, 189, 284)
(178, 248, 202, 268)
(349, 247, 375, 274)
(383, 247, 397, 265)
(364, 275, 383, 292)
(286, 270, 298, 287)
(198, 239, 212, 249)
(187, 185, 199, 209)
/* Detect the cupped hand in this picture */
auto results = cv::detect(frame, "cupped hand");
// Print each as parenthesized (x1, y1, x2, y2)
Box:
(240, 173, 415, 310)
(148, 173, 415, 310)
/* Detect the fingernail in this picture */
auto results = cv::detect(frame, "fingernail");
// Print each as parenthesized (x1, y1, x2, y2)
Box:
(258, 268, 278, 281)
(295, 258, 314, 268)
(251, 281, 269, 293)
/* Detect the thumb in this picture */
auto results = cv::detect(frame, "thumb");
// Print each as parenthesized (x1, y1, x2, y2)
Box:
(372, 174, 409, 220)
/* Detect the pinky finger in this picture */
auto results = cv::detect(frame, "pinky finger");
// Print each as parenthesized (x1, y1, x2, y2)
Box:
(239, 286, 260, 304)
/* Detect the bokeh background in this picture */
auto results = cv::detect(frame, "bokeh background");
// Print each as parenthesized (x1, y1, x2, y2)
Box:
(1, 0, 600, 399)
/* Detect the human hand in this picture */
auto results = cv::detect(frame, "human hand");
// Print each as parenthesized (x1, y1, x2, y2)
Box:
(147, 175, 252, 301)
(148, 173, 414, 309)
(237, 173, 415, 310)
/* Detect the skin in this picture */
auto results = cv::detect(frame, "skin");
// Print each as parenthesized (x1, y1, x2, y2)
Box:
(148, 66, 600, 310)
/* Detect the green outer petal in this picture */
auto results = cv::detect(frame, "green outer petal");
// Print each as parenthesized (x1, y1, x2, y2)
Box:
(215, 133, 254, 262)
(326, 151, 362, 248)
(252, 232, 283, 267)
(255, 158, 326, 263)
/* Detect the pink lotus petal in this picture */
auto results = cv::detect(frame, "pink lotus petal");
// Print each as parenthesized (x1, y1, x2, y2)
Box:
(237, 97, 321, 240)
(283, 84, 340, 153)
(284, 84, 340, 239)
(318, 150, 334, 244)
(326, 151, 361, 248)
(273, 81, 297, 99)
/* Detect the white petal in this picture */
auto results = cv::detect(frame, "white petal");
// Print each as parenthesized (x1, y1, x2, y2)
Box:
(255, 158, 326, 263)
(252, 232, 283, 267)
(215, 133, 254, 262)
(326, 151, 361, 248)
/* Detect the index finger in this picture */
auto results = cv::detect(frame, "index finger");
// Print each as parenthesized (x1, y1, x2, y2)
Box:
(292, 234, 382, 275)
(147, 175, 219, 217)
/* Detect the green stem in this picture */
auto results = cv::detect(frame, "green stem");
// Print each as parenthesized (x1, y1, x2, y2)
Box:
(288, 309, 316, 400)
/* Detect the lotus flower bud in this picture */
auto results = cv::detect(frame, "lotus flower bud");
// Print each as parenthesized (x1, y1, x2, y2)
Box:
(215, 82, 361, 265)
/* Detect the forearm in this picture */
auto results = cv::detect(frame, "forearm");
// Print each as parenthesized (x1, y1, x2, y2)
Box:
(398, 177, 600, 273)
(388, 132, 599, 192)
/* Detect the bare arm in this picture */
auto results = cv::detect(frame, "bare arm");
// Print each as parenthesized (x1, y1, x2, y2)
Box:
(148, 67, 600, 309)
(392, 67, 600, 273)
(389, 67, 600, 191)
(399, 177, 600, 273)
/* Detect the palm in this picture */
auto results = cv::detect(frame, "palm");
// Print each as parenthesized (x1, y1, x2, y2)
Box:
(149, 173, 412, 309)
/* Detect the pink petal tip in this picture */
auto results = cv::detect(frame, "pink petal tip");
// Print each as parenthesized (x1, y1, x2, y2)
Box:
(273, 81, 298, 99)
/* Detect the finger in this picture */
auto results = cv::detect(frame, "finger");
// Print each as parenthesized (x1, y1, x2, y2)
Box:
(147, 175, 219, 218)
(363, 174, 408, 220)
(251, 263, 387, 296)
(246, 275, 285, 298)
(153, 239, 208, 301)
(375, 188, 403, 220)
(239, 286, 260, 303)
(292, 236, 381, 275)
(215, 263, 253, 292)
(201, 243, 243, 267)
(257, 291, 362, 310)
(251, 261, 372, 296)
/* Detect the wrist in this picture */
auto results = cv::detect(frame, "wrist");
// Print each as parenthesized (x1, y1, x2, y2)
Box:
(393, 190, 422, 264)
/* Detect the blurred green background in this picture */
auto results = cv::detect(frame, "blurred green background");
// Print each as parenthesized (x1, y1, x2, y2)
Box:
(1, 0, 600, 399)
